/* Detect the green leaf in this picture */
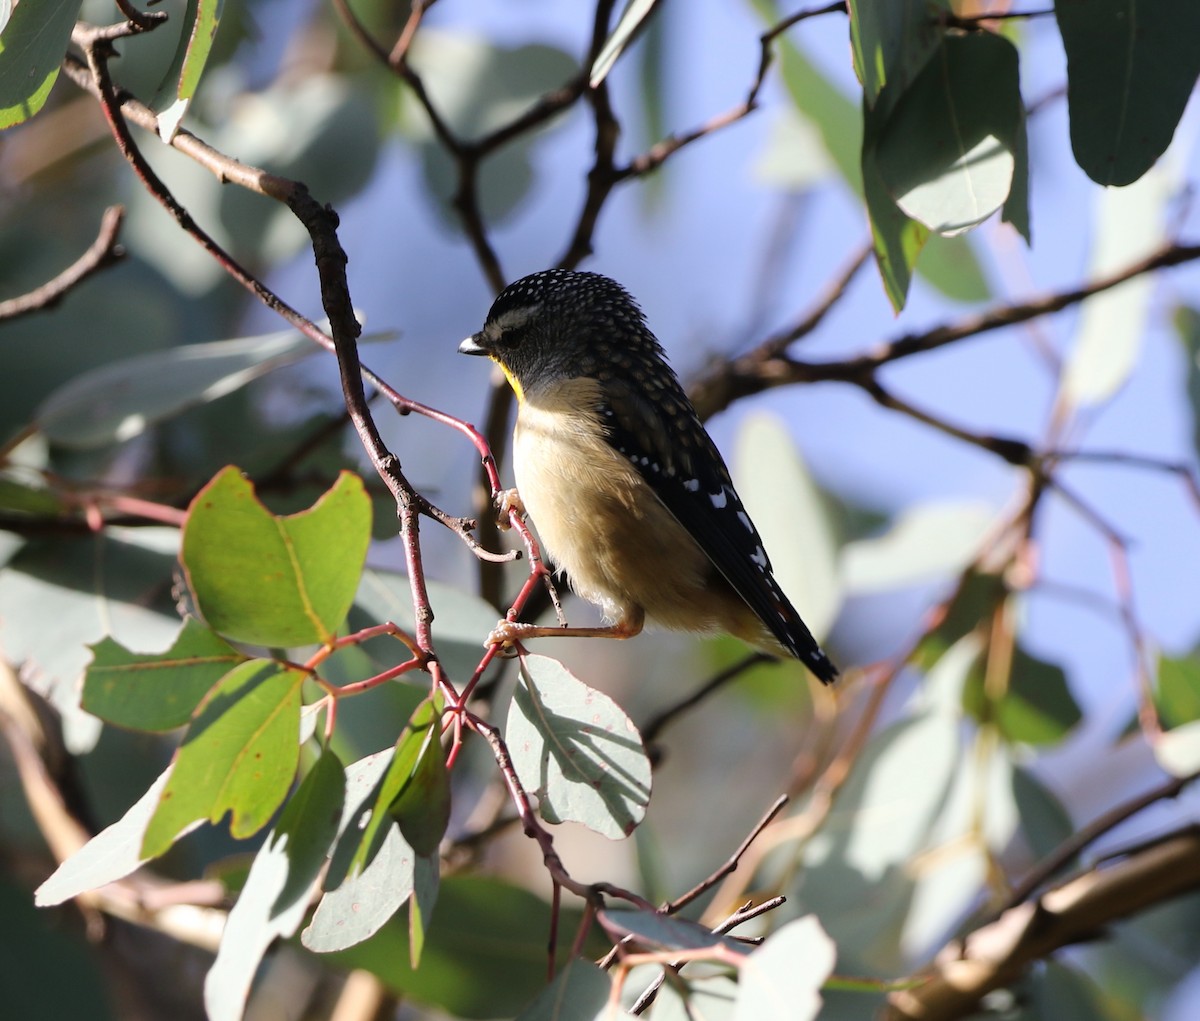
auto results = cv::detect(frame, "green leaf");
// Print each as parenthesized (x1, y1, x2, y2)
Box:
(651, 975, 738, 1021)
(182, 467, 372, 647)
(876, 33, 1024, 237)
(36, 764, 204, 906)
(151, 0, 225, 141)
(1176, 306, 1200, 461)
(591, 0, 659, 87)
(82, 617, 246, 732)
(841, 500, 994, 593)
(1057, 0, 1200, 186)
(845, 0, 950, 111)
(734, 413, 840, 641)
(912, 570, 1006, 671)
(1156, 653, 1200, 728)
(734, 917, 836, 1021)
(320, 876, 581, 1019)
(389, 700, 451, 857)
(142, 659, 306, 857)
(514, 959, 612, 1021)
(35, 328, 316, 449)
(916, 234, 992, 303)
(863, 92, 928, 311)
(348, 695, 448, 875)
(507, 655, 652, 839)
(205, 748, 344, 1021)
(0, 0, 82, 129)
(964, 646, 1082, 745)
(1012, 766, 1074, 861)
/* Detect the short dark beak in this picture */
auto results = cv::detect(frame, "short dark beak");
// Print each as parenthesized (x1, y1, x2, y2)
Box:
(458, 334, 488, 356)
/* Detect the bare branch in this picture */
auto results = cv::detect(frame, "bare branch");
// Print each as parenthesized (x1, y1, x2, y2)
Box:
(0, 206, 126, 321)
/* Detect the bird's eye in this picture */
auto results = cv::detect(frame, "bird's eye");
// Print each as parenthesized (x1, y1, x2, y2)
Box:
(498, 324, 530, 349)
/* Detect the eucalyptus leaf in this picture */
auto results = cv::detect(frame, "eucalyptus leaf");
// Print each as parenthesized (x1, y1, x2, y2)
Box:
(82, 617, 246, 732)
(151, 0, 224, 142)
(876, 34, 1024, 237)
(734, 917, 836, 1021)
(182, 468, 372, 647)
(1060, 161, 1177, 409)
(36, 329, 316, 449)
(204, 748, 344, 1021)
(507, 655, 652, 839)
(841, 500, 994, 593)
(1057, 0, 1200, 186)
(141, 659, 306, 857)
(591, 0, 659, 87)
(0, 0, 82, 129)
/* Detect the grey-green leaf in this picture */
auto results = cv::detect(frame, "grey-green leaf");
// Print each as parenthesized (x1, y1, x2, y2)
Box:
(507, 655, 652, 839)
(36, 329, 316, 449)
(205, 749, 344, 1021)
(733, 917, 836, 1021)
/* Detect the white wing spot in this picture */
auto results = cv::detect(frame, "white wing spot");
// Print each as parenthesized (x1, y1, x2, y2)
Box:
(684, 479, 700, 492)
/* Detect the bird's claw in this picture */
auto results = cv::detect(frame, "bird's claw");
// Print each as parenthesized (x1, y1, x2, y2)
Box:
(494, 488, 525, 531)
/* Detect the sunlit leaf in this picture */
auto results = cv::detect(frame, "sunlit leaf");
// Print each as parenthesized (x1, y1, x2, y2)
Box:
(321, 876, 581, 1020)
(1156, 653, 1200, 728)
(82, 618, 246, 732)
(35, 765, 201, 906)
(142, 659, 306, 857)
(0, 0, 82, 129)
(205, 748, 344, 1021)
(591, 0, 659, 87)
(876, 34, 1023, 237)
(1155, 720, 1200, 778)
(863, 92, 928, 311)
(151, 0, 224, 141)
(507, 655, 652, 839)
(1057, 0, 1200, 186)
(734, 917, 836, 1021)
(182, 467, 371, 647)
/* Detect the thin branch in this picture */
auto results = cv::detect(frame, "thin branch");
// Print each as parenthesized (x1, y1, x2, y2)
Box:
(664, 795, 789, 913)
(689, 240, 1200, 420)
(0, 206, 126, 321)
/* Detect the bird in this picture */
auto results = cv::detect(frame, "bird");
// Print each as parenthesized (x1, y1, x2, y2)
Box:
(458, 269, 837, 684)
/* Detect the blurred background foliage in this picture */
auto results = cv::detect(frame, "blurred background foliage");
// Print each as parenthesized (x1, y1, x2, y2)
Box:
(2, 1, 1200, 1019)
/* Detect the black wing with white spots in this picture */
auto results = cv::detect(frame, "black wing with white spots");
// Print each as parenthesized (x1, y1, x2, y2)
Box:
(598, 370, 838, 683)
